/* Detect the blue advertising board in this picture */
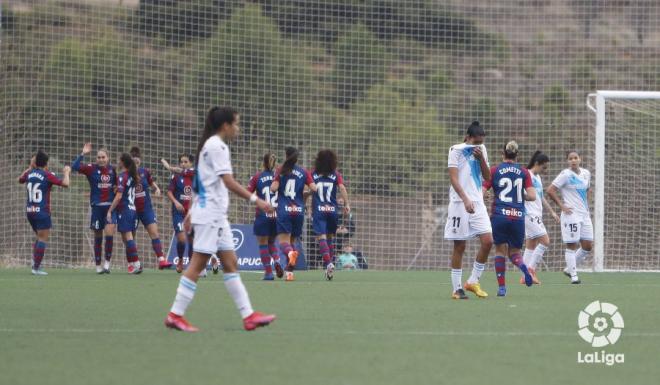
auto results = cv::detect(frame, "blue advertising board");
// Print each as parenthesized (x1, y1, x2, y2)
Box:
(166, 224, 307, 271)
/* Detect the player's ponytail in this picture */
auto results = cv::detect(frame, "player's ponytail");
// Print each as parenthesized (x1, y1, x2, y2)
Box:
(503, 140, 519, 160)
(314, 149, 338, 176)
(527, 150, 549, 169)
(120, 153, 140, 186)
(280, 147, 299, 175)
(263, 153, 276, 171)
(195, 106, 238, 168)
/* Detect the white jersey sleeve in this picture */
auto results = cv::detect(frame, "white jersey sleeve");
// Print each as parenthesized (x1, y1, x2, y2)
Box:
(552, 168, 590, 215)
(190, 136, 231, 224)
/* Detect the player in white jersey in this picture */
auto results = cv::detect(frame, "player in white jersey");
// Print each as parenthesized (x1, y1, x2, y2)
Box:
(444, 121, 493, 299)
(520, 151, 559, 285)
(164, 107, 276, 332)
(547, 150, 593, 284)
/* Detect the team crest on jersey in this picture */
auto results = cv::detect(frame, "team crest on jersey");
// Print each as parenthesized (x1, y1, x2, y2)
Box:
(183, 186, 192, 196)
(101, 174, 111, 183)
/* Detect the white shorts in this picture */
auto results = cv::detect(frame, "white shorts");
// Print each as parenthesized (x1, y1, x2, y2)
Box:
(524, 215, 548, 240)
(560, 212, 593, 243)
(444, 200, 492, 241)
(192, 219, 234, 254)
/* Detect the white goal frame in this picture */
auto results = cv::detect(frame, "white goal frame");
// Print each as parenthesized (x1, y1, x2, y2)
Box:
(586, 90, 660, 272)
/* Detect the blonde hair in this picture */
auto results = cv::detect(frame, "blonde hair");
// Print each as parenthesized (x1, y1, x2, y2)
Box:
(504, 140, 518, 159)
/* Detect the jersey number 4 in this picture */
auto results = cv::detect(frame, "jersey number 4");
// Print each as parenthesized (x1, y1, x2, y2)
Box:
(27, 182, 43, 203)
(498, 177, 523, 203)
(284, 179, 297, 200)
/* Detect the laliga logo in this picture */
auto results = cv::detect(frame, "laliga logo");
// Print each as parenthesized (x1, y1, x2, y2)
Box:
(578, 301, 624, 347)
(232, 228, 244, 250)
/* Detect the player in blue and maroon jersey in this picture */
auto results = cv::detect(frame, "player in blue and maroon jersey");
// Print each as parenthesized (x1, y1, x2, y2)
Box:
(247, 153, 283, 280)
(72, 143, 117, 274)
(270, 147, 317, 281)
(483, 141, 537, 296)
(129, 147, 171, 270)
(18, 151, 71, 275)
(107, 153, 143, 274)
(164, 154, 196, 273)
(311, 149, 351, 281)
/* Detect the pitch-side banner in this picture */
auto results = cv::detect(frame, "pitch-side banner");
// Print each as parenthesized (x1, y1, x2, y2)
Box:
(166, 224, 307, 271)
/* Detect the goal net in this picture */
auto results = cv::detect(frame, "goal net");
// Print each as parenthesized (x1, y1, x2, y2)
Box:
(588, 91, 660, 272)
(1, 1, 659, 271)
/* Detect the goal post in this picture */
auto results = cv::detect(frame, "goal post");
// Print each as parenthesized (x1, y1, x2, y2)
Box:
(587, 90, 660, 272)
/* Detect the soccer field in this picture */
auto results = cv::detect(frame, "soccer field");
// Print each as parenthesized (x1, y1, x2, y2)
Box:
(1, 269, 658, 385)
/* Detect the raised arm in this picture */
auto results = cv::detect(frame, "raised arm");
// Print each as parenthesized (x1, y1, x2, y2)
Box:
(473, 146, 490, 182)
(72, 143, 93, 175)
(221, 174, 273, 213)
(59, 166, 71, 188)
(161, 158, 183, 174)
(18, 157, 36, 183)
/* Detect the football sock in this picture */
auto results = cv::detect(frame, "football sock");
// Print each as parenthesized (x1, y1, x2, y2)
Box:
(531, 244, 548, 269)
(451, 269, 463, 291)
(170, 276, 196, 316)
(104, 236, 113, 261)
(467, 261, 485, 284)
(176, 241, 185, 260)
(575, 248, 589, 265)
(93, 236, 103, 265)
(280, 242, 294, 271)
(32, 241, 46, 270)
(494, 256, 506, 287)
(224, 273, 254, 319)
(268, 243, 280, 263)
(510, 252, 529, 275)
(187, 236, 193, 259)
(328, 238, 336, 262)
(522, 248, 533, 266)
(125, 239, 139, 263)
(259, 244, 272, 274)
(152, 238, 164, 259)
(319, 239, 331, 268)
(565, 249, 577, 276)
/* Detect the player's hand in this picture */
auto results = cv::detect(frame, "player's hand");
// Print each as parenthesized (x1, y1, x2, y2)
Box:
(63, 165, 71, 174)
(473, 146, 484, 160)
(343, 205, 351, 215)
(106, 213, 112, 223)
(183, 213, 192, 234)
(561, 205, 573, 215)
(256, 198, 273, 214)
(82, 143, 92, 155)
(160, 158, 171, 170)
(30, 156, 36, 169)
(154, 187, 161, 197)
(463, 198, 475, 214)
(174, 202, 185, 213)
(551, 212, 560, 223)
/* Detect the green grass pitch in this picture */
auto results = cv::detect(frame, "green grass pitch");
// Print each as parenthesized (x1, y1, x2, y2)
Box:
(1, 269, 658, 385)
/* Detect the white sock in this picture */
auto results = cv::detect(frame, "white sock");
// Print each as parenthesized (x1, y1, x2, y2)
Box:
(224, 273, 254, 319)
(575, 248, 589, 265)
(103, 260, 110, 270)
(531, 244, 548, 269)
(451, 269, 463, 291)
(170, 276, 196, 316)
(467, 262, 485, 284)
(565, 249, 577, 277)
(522, 249, 533, 266)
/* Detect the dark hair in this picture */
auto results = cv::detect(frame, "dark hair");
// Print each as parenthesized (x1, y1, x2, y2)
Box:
(527, 150, 550, 169)
(195, 106, 238, 168)
(35, 150, 49, 167)
(262, 153, 276, 171)
(503, 140, 519, 160)
(566, 150, 580, 159)
(179, 153, 194, 163)
(120, 153, 140, 186)
(314, 149, 338, 176)
(280, 147, 299, 175)
(129, 146, 141, 159)
(466, 120, 486, 137)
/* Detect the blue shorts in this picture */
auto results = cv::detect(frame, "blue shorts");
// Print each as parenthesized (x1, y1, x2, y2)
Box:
(90, 205, 117, 231)
(137, 209, 157, 227)
(313, 213, 338, 235)
(172, 211, 185, 233)
(276, 214, 304, 237)
(491, 215, 525, 249)
(117, 209, 138, 233)
(253, 215, 277, 237)
(27, 215, 51, 232)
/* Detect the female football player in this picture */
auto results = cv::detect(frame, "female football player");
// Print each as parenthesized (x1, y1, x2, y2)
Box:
(72, 143, 116, 274)
(520, 151, 559, 285)
(107, 153, 142, 274)
(164, 154, 195, 273)
(547, 150, 593, 284)
(270, 147, 317, 281)
(247, 153, 283, 280)
(311, 149, 350, 281)
(19, 151, 70, 275)
(164, 106, 276, 332)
